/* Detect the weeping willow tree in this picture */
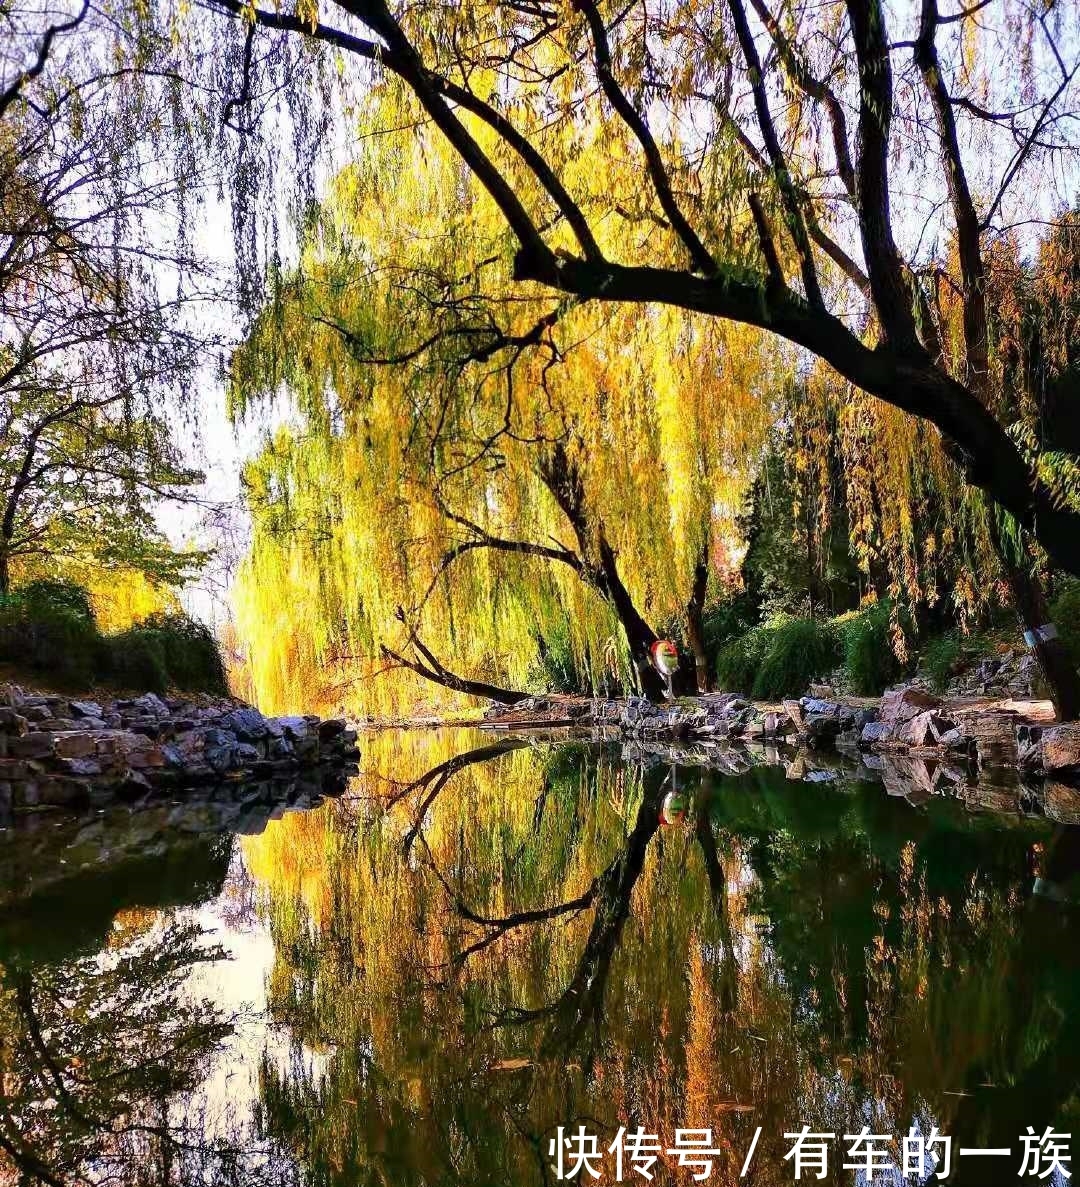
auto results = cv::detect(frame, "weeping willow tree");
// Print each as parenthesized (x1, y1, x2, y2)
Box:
(124, 0, 1077, 711)
(229, 116, 788, 716)
(13, 0, 1080, 708)
(189, 0, 1076, 714)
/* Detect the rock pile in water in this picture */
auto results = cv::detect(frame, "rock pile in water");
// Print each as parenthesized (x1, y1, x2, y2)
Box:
(484, 692, 871, 746)
(0, 685, 359, 818)
(485, 693, 791, 740)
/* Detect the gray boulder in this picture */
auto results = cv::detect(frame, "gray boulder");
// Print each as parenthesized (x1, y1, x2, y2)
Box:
(70, 700, 104, 719)
(200, 727, 238, 749)
(219, 707, 271, 741)
(860, 720, 893, 747)
(132, 692, 169, 717)
(801, 697, 842, 717)
(275, 715, 310, 741)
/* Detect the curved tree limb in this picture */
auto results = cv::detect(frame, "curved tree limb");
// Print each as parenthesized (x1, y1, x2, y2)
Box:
(0, 0, 90, 121)
(379, 636, 529, 704)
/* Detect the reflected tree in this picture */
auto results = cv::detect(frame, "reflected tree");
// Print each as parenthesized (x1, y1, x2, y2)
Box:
(0, 920, 275, 1187)
(242, 733, 1080, 1187)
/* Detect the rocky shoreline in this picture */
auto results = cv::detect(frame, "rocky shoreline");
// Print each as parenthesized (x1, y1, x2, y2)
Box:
(8, 671, 1080, 828)
(481, 684, 1080, 784)
(0, 684, 359, 822)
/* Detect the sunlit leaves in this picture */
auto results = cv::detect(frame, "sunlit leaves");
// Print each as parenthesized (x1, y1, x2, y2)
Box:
(228, 100, 790, 716)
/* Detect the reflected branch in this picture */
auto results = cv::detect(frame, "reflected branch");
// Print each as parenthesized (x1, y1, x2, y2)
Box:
(496, 781, 663, 1059)
(695, 808, 742, 1014)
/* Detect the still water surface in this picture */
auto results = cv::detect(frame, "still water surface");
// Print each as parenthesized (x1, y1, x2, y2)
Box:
(1, 728, 1079, 1185)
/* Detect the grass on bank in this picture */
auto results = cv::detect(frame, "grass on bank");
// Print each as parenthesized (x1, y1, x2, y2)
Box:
(0, 579, 228, 695)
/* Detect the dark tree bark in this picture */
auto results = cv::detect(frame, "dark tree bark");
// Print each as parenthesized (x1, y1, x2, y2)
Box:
(695, 805, 739, 1013)
(399, 448, 669, 704)
(988, 527, 1080, 721)
(539, 443, 667, 702)
(686, 546, 711, 693)
(1001, 550, 1080, 716)
(1007, 571, 1080, 722)
(380, 634, 529, 705)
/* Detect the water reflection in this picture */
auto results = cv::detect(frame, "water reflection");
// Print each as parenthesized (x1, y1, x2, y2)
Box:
(2, 728, 1079, 1184)
(0, 920, 238, 1184)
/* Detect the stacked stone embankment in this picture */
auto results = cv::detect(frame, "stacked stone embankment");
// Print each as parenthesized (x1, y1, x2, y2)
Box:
(0, 685, 359, 818)
(483, 686, 1077, 782)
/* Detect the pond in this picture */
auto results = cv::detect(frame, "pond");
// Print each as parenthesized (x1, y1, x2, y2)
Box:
(1, 728, 1079, 1185)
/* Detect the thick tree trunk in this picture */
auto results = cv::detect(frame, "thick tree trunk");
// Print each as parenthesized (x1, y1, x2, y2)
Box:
(695, 808, 739, 1012)
(1001, 566, 1080, 722)
(986, 519, 1080, 721)
(595, 535, 666, 701)
(0, 547, 9, 598)
(686, 549, 711, 693)
(539, 444, 667, 702)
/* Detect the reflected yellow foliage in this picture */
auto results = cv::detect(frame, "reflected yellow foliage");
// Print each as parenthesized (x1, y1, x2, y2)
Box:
(237, 732, 1067, 1186)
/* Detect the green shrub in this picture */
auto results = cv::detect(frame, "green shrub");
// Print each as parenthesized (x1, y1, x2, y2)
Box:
(104, 630, 170, 692)
(751, 617, 843, 701)
(921, 633, 963, 692)
(17, 579, 94, 621)
(714, 606, 908, 700)
(142, 613, 228, 693)
(107, 613, 229, 694)
(0, 581, 102, 684)
(840, 602, 905, 695)
(715, 617, 842, 699)
(0, 580, 228, 693)
(714, 628, 767, 694)
(703, 590, 758, 657)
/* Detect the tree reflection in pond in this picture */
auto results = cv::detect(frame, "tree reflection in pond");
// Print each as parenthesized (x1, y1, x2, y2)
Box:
(0, 921, 245, 1185)
(2, 730, 1079, 1185)
(243, 731, 1080, 1186)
